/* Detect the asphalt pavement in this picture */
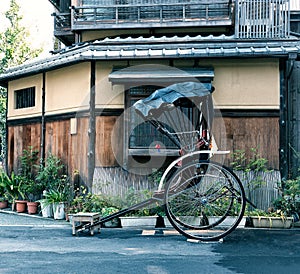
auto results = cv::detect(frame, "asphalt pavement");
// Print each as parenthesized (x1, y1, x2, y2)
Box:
(1, 210, 300, 274)
(0, 208, 69, 226)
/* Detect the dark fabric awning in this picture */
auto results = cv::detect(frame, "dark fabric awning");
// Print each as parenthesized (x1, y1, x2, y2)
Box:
(133, 81, 214, 118)
(108, 65, 214, 84)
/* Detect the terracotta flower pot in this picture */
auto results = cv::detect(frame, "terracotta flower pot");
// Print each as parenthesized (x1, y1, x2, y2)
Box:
(0, 200, 8, 209)
(27, 201, 39, 214)
(15, 200, 27, 213)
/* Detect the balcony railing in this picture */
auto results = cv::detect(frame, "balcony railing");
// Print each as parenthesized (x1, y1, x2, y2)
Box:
(71, 0, 234, 29)
(53, 0, 293, 44)
(53, 12, 75, 45)
(235, 0, 290, 39)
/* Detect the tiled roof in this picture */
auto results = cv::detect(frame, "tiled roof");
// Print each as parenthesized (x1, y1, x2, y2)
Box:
(1, 34, 300, 84)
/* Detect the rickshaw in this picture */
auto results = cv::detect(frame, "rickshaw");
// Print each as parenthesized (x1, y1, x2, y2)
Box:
(76, 81, 246, 241)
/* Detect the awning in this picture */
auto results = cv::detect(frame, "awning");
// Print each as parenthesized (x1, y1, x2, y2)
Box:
(133, 81, 214, 118)
(108, 65, 214, 84)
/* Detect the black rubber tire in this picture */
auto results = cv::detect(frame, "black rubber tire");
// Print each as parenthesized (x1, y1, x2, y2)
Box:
(164, 160, 246, 241)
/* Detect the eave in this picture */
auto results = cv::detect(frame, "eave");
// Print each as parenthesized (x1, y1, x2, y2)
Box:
(1, 34, 300, 86)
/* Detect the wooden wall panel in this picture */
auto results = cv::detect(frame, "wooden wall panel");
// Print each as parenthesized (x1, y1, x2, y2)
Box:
(213, 117, 279, 170)
(69, 117, 89, 184)
(45, 120, 70, 168)
(7, 115, 278, 187)
(95, 116, 118, 167)
(7, 123, 41, 173)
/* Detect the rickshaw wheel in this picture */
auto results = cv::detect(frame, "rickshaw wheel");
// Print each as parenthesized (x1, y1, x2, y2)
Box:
(164, 160, 246, 241)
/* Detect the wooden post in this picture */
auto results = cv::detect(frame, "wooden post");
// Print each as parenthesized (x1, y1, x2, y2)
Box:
(87, 61, 96, 190)
(287, 58, 300, 178)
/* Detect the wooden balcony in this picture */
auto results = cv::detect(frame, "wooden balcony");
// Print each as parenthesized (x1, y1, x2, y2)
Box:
(53, 12, 75, 45)
(52, 0, 293, 45)
(70, 0, 234, 30)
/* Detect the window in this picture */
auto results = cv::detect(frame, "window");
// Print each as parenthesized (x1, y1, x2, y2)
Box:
(127, 85, 178, 150)
(126, 85, 203, 157)
(14, 87, 36, 109)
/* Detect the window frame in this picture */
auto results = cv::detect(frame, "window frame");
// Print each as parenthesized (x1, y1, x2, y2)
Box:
(14, 86, 36, 109)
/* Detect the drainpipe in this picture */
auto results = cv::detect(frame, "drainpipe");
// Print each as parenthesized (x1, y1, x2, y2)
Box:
(87, 60, 96, 190)
(4, 83, 8, 173)
(280, 54, 296, 181)
(40, 72, 46, 165)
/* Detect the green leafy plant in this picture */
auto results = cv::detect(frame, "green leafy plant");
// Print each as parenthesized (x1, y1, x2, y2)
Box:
(18, 146, 39, 181)
(245, 209, 284, 218)
(231, 147, 268, 172)
(16, 146, 41, 201)
(0, 171, 25, 202)
(231, 147, 269, 211)
(36, 153, 65, 191)
(272, 177, 300, 218)
(68, 186, 121, 214)
(101, 207, 119, 217)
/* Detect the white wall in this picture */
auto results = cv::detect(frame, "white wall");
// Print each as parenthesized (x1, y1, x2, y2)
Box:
(290, 0, 300, 11)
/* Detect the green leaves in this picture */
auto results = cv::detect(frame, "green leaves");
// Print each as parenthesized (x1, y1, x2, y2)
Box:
(0, 0, 43, 160)
(0, 0, 42, 72)
(231, 148, 268, 172)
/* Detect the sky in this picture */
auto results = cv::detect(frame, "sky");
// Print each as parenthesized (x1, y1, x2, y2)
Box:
(0, 0, 54, 56)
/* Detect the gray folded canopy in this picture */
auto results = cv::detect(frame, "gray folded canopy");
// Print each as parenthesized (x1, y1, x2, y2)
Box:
(133, 82, 214, 119)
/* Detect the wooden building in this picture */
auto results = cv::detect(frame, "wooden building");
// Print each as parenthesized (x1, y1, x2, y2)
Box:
(0, 0, 300, 188)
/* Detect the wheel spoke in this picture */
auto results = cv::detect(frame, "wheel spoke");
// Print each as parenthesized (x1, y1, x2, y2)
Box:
(164, 160, 246, 241)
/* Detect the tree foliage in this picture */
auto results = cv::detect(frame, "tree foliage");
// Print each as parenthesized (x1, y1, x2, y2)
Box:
(0, 0, 42, 161)
(0, 0, 42, 71)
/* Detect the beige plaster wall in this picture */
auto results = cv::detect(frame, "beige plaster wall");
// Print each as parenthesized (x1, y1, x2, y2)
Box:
(7, 74, 43, 120)
(290, 0, 300, 10)
(7, 58, 279, 120)
(212, 59, 279, 109)
(46, 63, 90, 115)
(95, 63, 124, 108)
(173, 58, 279, 109)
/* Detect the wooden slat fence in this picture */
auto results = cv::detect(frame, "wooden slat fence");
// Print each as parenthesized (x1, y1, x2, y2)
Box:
(235, 170, 281, 211)
(92, 167, 157, 198)
(93, 166, 281, 211)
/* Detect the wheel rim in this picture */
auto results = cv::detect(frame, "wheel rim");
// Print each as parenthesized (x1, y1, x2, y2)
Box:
(164, 161, 246, 241)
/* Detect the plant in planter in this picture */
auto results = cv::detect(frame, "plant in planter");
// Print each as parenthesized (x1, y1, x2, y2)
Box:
(101, 207, 120, 227)
(119, 187, 159, 227)
(36, 154, 71, 219)
(246, 209, 294, 229)
(231, 148, 269, 211)
(245, 176, 299, 229)
(36, 153, 65, 192)
(23, 178, 44, 214)
(272, 176, 300, 223)
(0, 171, 26, 211)
(17, 147, 40, 213)
(44, 186, 70, 220)
(0, 171, 8, 209)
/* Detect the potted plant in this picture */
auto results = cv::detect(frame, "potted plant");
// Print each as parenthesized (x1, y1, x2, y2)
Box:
(44, 174, 71, 220)
(244, 176, 300, 229)
(101, 207, 120, 228)
(17, 147, 40, 214)
(44, 189, 67, 219)
(14, 177, 28, 213)
(119, 188, 158, 228)
(247, 209, 294, 229)
(35, 153, 65, 192)
(0, 171, 8, 209)
(23, 178, 43, 214)
(271, 176, 300, 226)
(38, 196, 53, 218)
(36, 154, 71, 219)
(0, 171, 26, 212)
